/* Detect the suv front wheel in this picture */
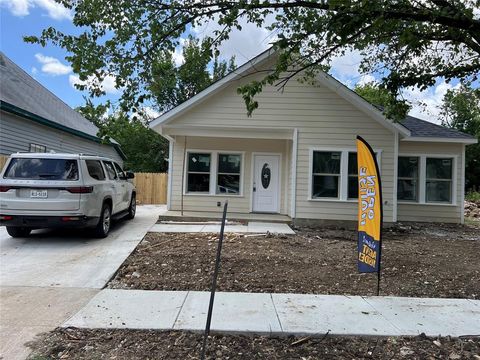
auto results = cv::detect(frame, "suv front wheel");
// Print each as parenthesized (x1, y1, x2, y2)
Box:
(94, 203, 111, 238)
(6, 227, 32, 238)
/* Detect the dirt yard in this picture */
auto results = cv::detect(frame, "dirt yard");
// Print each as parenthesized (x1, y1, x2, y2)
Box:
(27, 328, 480, 360)
(107, 223, 480, 298)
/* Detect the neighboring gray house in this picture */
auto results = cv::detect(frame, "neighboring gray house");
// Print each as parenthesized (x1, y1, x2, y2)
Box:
(0, 52, 125, 162)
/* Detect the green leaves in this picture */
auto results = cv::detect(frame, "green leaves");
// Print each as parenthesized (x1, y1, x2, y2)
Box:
(354, 82, 412, 121)
(439, 84, 480, 189)
(26, 0, 480, 118)
(149, 37, 236, 112)
(77, 102, 169, 172)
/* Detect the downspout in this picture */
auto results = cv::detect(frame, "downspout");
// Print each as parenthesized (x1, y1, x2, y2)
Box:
(290, 128, 298, 219)
(461, 144, 466, 224)
(392, 131, 399, 223)
(167, 139, 174, 210)
(181, 136, 188, 216)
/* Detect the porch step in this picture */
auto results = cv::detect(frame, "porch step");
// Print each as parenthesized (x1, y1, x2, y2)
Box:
(158, 211, 292, 224)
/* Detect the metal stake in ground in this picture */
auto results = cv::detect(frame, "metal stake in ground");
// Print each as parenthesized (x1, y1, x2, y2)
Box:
(200, 200, 228, 360)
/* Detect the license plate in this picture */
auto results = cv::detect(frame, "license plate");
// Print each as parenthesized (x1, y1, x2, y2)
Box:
(30, 189, 48, 198)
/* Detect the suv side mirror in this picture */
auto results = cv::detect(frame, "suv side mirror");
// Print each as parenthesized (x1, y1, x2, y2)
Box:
(126, 171, 135, 179)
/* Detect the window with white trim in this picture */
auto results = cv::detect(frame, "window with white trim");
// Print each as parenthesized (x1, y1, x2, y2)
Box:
(311, 151, 341, 198)
(396, 156, 454, 204)
(426, 157, 452, 203)
(216, 154, 241, 195)
(397, 156, 419, 201)
(187, 153, 211, 193)
(310, 149, 381, 201)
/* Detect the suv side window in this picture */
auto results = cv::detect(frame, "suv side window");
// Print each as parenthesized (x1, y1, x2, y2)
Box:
(114, 163, 126, 180)
(103, 161, 118, 180)
(85, 160, 106, 180)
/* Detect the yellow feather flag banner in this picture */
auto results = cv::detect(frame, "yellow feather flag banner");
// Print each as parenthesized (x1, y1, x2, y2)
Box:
(356, 136, 383, 275)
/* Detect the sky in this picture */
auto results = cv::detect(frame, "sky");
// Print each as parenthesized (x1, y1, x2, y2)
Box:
(0, 0, 470, 124)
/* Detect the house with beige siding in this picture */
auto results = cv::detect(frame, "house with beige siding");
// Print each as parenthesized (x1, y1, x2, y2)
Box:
(150, 49, 477, 225)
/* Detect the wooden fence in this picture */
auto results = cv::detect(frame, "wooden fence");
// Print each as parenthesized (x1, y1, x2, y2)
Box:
(0, 155, 7, 171)
(133, 172, 168, 205)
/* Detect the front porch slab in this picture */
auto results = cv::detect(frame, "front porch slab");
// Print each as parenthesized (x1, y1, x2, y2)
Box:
(149, 221, 295, 234)
(159, 210, 292, 224)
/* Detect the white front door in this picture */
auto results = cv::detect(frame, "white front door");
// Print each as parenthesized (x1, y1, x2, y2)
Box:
(253, 154, 280, 213)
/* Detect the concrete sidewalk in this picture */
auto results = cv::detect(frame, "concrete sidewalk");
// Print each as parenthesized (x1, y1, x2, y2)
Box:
(64, 289, 480, 337)
(149, 222, 295, 234)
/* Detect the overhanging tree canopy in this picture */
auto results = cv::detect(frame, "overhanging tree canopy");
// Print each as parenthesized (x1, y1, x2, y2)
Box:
(26, 0, 480, 119)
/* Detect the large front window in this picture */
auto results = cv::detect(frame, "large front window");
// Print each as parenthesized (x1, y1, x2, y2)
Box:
(310, 149, 381, 201)
(312, 151, 341, 198)
(187, 153, 211, 193)
(397, 156, 454, 204)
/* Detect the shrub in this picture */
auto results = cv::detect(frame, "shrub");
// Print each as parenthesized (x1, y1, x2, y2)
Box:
(465, 191, 480, 203)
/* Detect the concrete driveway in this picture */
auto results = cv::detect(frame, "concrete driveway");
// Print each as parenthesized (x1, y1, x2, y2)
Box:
(0, 205, 165, 360)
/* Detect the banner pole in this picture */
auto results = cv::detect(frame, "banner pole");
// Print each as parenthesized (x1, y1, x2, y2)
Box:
(200, 200, 228, 360)
(377, 175, 384, 296)
(376, 245, 381, 296)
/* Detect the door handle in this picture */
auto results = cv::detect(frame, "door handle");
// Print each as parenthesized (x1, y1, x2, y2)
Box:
(253, 186, 256, 192)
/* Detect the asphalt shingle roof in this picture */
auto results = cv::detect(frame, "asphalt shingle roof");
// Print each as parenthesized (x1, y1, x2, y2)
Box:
(400, 115, 475, 140)
(0, 51, 100, 138)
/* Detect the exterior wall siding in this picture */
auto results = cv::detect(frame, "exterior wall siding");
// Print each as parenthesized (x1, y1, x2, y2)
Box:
(168, 69, 396, 222)
(170, 136, 289, 214)
(397, 141, 463, 223)
(0, 111, 123, 163)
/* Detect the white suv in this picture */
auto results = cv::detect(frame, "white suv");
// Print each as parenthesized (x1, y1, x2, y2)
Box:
(0, 153, 136, 238)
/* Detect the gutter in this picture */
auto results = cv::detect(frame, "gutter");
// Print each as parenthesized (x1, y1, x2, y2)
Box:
(0, 100, 127, 160)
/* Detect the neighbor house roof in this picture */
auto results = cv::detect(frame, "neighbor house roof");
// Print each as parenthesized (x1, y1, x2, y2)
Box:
(0, 52, 126, 158)
(400, 115, 476, 143)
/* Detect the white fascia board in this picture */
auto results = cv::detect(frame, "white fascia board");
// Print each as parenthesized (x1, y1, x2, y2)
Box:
(149, 48, 276, 130)
(315, 72, 411, 137)
(401, 136, 477, 144)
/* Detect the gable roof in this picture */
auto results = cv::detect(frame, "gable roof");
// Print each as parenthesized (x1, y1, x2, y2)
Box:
(400, 115, 476, 143)
(150, 49, 477, 145)
(150, 48, 410, 137)
(0, 52, 126, 158)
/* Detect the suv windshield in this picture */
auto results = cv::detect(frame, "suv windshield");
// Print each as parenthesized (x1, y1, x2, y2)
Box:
(4, 158, 79, 181)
